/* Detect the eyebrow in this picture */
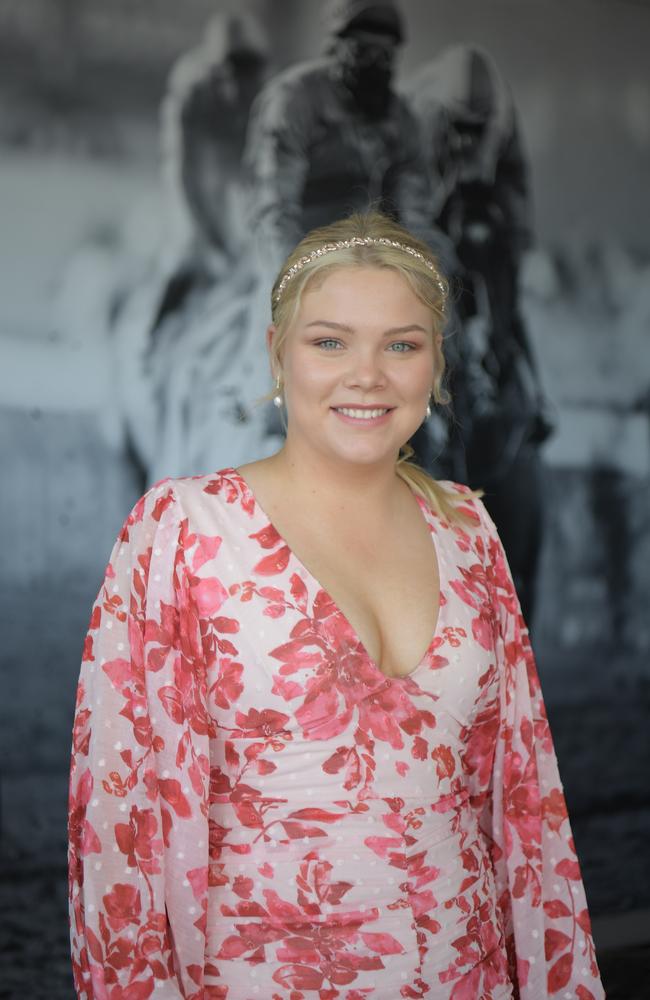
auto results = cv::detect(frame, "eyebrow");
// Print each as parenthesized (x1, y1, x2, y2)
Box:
(305, 320, 429, 335)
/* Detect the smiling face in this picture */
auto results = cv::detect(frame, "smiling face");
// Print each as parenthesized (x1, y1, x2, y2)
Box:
(268, 266, 440, 470)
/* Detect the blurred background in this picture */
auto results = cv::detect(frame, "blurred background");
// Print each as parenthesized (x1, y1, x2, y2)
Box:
(0, 1, 649, 997)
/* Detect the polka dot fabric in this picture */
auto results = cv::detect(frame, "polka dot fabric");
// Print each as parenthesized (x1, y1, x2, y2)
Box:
(68, 468, 604, 999)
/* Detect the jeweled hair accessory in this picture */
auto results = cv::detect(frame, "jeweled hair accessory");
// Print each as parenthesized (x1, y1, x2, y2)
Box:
(273, 236, 445, 304)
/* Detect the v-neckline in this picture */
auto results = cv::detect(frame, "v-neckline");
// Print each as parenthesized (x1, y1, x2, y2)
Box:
(227, 467, 446, 683)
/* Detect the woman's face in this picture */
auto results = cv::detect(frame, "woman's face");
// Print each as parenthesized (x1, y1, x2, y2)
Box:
(270, 265, 439, 469)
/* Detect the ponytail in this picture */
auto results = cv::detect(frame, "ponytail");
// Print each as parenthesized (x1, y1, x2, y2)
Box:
(396, 444, 482, 526)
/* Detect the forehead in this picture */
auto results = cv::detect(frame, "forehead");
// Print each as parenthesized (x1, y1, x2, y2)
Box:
(297, 265, 432, 325)
(302, 264, 416, 299)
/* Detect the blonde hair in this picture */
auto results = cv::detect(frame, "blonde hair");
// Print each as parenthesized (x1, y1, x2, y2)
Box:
(260, 211, 481, 525)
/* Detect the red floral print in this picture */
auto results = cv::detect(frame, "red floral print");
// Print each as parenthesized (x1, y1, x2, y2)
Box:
(68, 469, 604, 999)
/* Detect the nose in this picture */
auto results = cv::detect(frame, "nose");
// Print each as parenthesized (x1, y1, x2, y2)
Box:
(343, 347, 388, 391)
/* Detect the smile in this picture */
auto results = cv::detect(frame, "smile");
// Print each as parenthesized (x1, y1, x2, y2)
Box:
(331, 407, 394, 424)
(334, 407, 390, 419)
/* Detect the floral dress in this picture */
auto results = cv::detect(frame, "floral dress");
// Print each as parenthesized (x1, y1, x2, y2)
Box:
(68, 467, 604, 1000)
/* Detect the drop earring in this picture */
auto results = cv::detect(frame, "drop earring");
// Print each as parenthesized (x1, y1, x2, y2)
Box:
(425, 393, 433, 419)
(273, 375, 283, 408)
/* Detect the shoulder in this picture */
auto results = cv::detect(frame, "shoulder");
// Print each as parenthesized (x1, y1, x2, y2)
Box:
(434, 479, 481, 515)
(118, 477, 178, 543)
(434, 481, 500, 542)
(117, 468, 254, 556)
(174, 467, 257, 516)
(118, 469, 235, 533)
(156, 467, 257, 517)
(158, 467, 262, 529)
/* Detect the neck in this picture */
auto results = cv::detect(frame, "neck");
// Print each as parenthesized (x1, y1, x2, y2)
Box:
(266, 441, 405, 518)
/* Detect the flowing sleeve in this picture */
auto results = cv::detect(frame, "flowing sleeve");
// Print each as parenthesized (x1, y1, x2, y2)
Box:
(68, 481, 213, 999)
(473, 499, 605, 1000)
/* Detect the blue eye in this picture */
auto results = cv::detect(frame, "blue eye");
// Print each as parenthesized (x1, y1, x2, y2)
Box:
(315, 339, 343, 350)
(313, 339, 417, 352)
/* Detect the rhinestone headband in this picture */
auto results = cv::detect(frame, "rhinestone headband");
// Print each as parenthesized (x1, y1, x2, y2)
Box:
(273, 236, 445, 304)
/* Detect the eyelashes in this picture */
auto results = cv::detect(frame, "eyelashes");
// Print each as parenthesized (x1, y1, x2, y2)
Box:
(313, 339, 341, 350)
(313, 339, 418, 353)
(388, 343, 418, 353)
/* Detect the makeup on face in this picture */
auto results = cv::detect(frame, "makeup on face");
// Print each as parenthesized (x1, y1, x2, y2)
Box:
(277, 266, 437, 461)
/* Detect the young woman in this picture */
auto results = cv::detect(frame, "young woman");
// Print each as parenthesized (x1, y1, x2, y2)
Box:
(68, 212, 604, 999)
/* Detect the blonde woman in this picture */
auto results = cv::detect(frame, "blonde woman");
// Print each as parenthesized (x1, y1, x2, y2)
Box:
(68, 212, 604, 999)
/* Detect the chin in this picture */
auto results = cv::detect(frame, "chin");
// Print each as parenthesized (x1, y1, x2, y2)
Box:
(328, 443, 398, 466)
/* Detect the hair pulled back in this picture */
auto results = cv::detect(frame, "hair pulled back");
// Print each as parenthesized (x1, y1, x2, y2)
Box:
(264, 211, 480, 524)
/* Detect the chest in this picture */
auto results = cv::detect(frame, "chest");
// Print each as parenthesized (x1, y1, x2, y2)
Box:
(261, 509, 441, 680)
(188, 484, 500, 737)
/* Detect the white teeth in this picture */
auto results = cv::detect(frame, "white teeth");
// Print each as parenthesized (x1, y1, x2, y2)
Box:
(335, 407, 390, 419)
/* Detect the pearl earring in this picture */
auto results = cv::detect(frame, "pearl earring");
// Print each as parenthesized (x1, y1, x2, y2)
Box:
(273, 375, 283, 408)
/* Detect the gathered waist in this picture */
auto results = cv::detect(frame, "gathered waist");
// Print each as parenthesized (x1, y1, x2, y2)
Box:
(203, 783, 507, 998)
(208, 783, 479, 866)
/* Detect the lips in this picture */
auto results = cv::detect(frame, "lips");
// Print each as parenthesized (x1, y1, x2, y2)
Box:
(330, 405, 395, 425)
(332, 406, 392, 419)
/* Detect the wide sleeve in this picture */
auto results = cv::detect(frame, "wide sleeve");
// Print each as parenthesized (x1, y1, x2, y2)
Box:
(68, 482, 213, 999)
(474, 500, 605, 999)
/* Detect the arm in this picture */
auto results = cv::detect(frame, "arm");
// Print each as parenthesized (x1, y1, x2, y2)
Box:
(473, 500, 604, 999)
(68, 483, 211, 998)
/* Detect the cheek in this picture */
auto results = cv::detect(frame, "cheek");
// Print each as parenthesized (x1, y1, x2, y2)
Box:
(395, 354, 435, 394)
(287, 350, 338, 393)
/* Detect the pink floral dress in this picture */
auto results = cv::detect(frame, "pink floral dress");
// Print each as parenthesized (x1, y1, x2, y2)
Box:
(68, 467, 604, 1000)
